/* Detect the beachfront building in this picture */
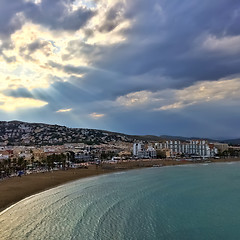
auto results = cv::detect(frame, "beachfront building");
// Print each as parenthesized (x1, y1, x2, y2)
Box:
(133, 142, 156, 158)
(147, 145, 157, 158)
(213, 143, 229, 153)
(133, 142, 145, 157)
(155, 140, 218, 158)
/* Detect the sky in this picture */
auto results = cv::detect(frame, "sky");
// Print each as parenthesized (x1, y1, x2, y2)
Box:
(0, 0, 240, 139)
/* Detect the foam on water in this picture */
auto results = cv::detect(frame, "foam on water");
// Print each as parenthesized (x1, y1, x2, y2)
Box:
(1, 163, 240, 240)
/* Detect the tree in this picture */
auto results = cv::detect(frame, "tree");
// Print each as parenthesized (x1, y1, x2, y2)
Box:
(156, 150, 166, 159)
(100, 151, 115, 160)
(46, 155, 55, 170)
(17, 157, 26, 170)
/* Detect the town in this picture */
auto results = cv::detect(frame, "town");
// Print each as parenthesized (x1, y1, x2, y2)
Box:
(0, 134, 240, 179)
(0, 121, 240, 179)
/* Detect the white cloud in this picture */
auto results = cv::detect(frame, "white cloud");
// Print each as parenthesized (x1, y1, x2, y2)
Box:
(114, 77, 240, 111)
(116, 91, 157, 107)
(157, 78, 240, 110)
(56, 108, 72, 113)
(0, 0, 131, 114)
(89, 112, 105, 119)
(0, 0, 130, 95)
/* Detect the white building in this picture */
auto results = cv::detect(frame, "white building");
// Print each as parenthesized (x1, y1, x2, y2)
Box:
(133, 142, 145, 156)
(147, 145, 157, 158)
(155, 140, 218, 158)
(133, 142, 156, 158)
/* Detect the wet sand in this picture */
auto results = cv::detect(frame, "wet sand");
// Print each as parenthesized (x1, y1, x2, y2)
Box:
(1, 158, 239, 213)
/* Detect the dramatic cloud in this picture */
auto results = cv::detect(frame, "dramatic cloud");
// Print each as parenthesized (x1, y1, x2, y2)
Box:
(0, 0, 26, 38)
(112, 77, 240, 111)
(24, 0, 95, 31)
(157, 78, 240, 111)
(98, 3, 125, 33)
(0, 0, 240, 138)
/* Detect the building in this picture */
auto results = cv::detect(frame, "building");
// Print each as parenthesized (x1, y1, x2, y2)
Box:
(133, 142, 145, 157)
(147, 145, 157, 158)
(213, 143, 229, 153)
(155, 140, 218, 158)
(133, 142, 156, 158)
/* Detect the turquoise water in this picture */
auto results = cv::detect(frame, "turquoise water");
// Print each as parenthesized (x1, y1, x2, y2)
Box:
(1, 163, 240, 240)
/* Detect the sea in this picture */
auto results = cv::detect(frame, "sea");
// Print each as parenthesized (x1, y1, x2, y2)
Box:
(1, 162, 240, 240)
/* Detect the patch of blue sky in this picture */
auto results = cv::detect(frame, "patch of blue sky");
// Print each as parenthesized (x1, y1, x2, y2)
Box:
(76, 0, 97, 10)
(49, 40, 61, 54)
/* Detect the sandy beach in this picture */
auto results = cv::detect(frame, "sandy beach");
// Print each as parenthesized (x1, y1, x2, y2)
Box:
(1, 158, 239, 213)
(0, 165, 117, 213)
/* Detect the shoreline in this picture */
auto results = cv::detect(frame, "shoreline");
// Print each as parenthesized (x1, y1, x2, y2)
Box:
(1, 158, 239, 213)
(0, 165, 120, 213)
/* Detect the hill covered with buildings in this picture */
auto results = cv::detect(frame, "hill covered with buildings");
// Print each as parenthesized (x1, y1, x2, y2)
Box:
(0, 121, 166, 146)
(0, 120, 238, 147)
(0, 121, 239, 177)
(0, 121, 137, 146)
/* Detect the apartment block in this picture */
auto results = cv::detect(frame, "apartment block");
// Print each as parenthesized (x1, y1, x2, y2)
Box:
(155, 140, 218, 157)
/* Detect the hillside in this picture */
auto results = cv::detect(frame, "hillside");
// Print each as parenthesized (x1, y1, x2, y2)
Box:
(0, 121, 132, 146)
(0, 121, 164, 146)
(0, 121, 238, 146)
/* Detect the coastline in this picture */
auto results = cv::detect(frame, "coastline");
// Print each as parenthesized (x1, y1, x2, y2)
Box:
(1, 158, 239, 213)
(0, 165, 118, 213)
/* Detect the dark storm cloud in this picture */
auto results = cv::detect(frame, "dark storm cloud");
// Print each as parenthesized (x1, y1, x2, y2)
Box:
(51, 0, 240, 138)
(0, 0, 95, 63)
(27, 40, 49, 54)
(0, 0, 95, 39)
(26, 0, 240, 107)
(98, 3, 125, 33)
(1, 0, 240, 138)
(19, 39, 52, 61)
(28, 81, 101, 119)
(0, 0, 26, 60)
(0, 0, 26, 38)
(24, 0, 96, 31)
(48, 61, 89, 75)
(3, 88, 34, 98)
(63, 0, 240, 94)
(62, 41, 104, 62)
